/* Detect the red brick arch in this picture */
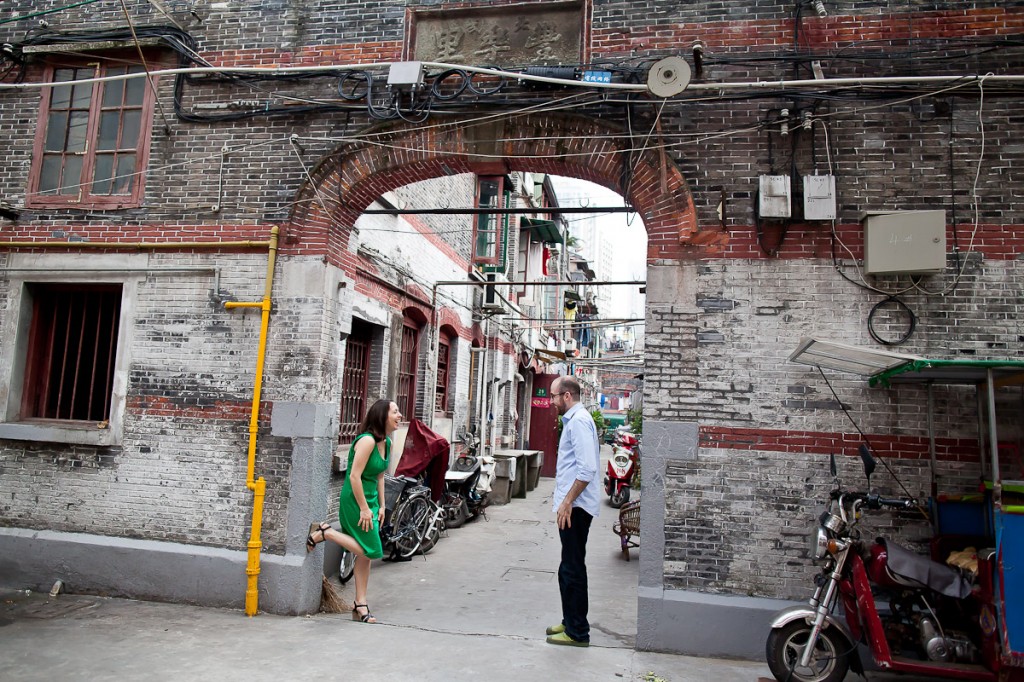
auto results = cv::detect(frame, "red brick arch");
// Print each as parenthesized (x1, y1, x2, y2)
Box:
(285, 112, 706, 271)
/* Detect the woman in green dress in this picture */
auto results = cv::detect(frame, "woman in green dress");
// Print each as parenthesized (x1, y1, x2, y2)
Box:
(307, 399, 402, 623)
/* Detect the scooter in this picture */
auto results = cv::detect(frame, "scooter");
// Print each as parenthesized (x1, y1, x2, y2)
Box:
(765, 447, 1024, 682)
(604, 432, 638, 508)
(441, 434, 491, 528)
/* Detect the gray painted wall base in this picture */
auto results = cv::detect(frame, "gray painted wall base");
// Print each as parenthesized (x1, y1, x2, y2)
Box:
(0, 527, 321, 615)
(635, 417, 800, 660)
(637, 585, 796, 659)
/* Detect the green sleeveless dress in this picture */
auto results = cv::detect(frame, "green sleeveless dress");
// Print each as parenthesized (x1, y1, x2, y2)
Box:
(338, 433, 390, 559)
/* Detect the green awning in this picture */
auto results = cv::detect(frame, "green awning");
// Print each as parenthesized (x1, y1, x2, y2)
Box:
(521, 217, 563, 244)
(869, 359, 1024, 387)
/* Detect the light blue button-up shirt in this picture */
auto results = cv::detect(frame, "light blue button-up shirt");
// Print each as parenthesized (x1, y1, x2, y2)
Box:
(552, 402, 601, 518)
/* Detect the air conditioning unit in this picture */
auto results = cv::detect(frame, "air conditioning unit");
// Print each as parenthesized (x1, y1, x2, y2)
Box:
(481, 271, 508, 313)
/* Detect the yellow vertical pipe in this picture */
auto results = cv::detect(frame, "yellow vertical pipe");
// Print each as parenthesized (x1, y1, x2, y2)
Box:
(224, 226, 279, 616)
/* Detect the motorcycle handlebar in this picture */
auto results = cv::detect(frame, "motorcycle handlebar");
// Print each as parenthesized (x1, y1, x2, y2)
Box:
(871, 495, 917, 509)
(829, 491, 916, 509)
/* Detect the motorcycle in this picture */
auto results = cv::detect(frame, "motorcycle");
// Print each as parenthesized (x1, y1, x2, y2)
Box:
(604, 431, 638, 508)
(766, 447, 1024, 682)
(441, 433, 491, 528)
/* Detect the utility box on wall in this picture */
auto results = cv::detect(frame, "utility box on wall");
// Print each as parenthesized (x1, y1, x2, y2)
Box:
(803, 174, 837, 220)
(862, 210, 946, 275)
(759, 175, 792, 218)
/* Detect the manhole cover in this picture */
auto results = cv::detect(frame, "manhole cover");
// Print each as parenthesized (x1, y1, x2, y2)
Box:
(501, 567, 555, 582)
(501, 519, 540, 526)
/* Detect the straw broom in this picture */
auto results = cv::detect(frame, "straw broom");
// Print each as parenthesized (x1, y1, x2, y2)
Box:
(320, 575, 349, 614)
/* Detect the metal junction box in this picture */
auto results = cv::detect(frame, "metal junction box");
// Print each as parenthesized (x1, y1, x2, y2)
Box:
(862, 210, 946, 275)
(759, 175, 791, 219)
(803, 174, 837, 220)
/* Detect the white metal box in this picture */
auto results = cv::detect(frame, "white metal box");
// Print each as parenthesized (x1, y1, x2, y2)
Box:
(759, 175, 791, 218)
(803, 174, 836, 220)
(862, 210, 946, 275)
(388, 61, 424, 89)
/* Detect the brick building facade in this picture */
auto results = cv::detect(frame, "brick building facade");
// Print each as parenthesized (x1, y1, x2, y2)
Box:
(1, 0, 1022, 659)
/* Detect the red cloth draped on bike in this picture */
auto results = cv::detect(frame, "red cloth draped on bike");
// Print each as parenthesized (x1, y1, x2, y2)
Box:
(396, 418, 449, 501)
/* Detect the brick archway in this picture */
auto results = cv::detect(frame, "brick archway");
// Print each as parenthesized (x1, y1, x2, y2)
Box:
(285, 112, 707, 270)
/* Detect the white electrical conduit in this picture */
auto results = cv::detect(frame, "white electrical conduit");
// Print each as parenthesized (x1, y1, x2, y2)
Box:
(2, 60, 1024, 94)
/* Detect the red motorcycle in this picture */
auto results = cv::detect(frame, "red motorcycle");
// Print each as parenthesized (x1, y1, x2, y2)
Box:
(604, 431, 638, 508)
(766, 450, 1024, 682)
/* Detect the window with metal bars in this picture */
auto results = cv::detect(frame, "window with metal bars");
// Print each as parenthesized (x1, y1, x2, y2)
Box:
(27, 53, 157, 209)
(396, 323, 419, 420)
(339, 323, 372, 441)
(21, 283, 122, 422)
(435, 333, 452, 413)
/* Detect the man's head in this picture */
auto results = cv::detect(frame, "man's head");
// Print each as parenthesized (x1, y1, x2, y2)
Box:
(551, 375, 581, 416)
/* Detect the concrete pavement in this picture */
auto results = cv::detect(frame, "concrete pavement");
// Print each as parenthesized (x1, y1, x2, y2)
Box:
(0, 468, 775, 681)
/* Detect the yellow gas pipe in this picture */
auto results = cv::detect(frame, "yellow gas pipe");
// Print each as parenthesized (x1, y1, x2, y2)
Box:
(223, 226, 279, 616)
(1, 232, 278, 615)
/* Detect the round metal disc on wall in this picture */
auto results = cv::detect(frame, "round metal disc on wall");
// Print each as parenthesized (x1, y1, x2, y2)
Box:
(647, 56, 691, 98)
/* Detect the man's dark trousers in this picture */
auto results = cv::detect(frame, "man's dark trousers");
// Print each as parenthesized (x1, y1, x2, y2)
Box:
(558, 506, 594, 642)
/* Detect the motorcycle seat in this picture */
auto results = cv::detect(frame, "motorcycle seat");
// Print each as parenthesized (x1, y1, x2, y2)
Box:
(880, 538, 974, 599)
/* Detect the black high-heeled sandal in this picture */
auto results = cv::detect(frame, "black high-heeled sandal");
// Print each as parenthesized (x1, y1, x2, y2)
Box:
(352, 603, 376, 623)
(306, 522, 330, 553)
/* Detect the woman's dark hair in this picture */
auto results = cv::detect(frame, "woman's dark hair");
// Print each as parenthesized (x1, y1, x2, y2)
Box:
(358, 399, 393, 441)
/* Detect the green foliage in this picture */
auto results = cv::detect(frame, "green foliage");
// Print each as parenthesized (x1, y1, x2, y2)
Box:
(590, 408, 606, 440)
(627, 407, 643, 435)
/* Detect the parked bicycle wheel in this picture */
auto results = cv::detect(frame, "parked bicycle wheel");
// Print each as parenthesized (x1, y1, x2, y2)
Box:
(338, 549, 355, 584)
(418, 499, 444, 553)
(390, 494, 430, 559)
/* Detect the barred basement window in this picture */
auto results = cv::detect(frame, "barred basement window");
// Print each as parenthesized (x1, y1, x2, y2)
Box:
(21, 283, 123, 422)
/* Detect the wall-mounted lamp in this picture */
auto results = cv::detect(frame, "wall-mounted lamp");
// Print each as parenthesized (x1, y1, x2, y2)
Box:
(692, 41, 705, 80)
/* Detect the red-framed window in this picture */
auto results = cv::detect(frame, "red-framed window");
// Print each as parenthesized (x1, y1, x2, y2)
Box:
(435, 332, 453, 413)
(27, 54, 157, 209)
(396, 322, 420, 419)
(21, 283, 122, 422)
(339, 323, 372, 441)
(473, 176, 505, 265)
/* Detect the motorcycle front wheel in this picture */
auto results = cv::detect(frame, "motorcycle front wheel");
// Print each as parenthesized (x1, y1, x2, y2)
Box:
(765, 621, 850, 682)
(610, 486, 630, 508)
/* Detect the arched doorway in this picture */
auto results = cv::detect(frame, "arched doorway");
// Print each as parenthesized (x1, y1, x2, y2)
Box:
(287, 111, 708, 649)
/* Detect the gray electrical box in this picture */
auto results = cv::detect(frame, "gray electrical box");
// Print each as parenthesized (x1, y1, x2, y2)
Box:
(388, 61, 424, 89)
(803, 174, 836, 220)
(862, 210, 946, 275)
(759, 175, 791, 218)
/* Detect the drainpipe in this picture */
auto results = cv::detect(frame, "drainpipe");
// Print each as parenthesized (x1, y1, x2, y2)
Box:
(223, 226, 279, 617)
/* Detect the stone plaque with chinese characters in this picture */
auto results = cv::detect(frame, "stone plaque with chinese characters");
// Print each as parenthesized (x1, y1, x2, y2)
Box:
(409, 2, 583, 66)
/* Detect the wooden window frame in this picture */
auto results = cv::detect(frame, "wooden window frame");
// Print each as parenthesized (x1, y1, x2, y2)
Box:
(396, 321, 420, 420)
(26, 52, 158, 209)
(20, 283, 123, 423)
(473, 176, 505, 265)
(435, 332, 452, 414)
(339, 324, 373, 441)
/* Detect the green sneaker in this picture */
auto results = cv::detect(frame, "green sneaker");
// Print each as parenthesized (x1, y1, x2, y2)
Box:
(545, 623, 565, 636)
(546, 631, 589, 647)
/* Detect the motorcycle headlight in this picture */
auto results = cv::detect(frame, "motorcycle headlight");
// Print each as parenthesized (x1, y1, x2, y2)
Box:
(809, 526, 830, 561)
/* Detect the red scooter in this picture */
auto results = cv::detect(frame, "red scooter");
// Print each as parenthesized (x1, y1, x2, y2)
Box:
(604, 432, 638, 508)
(766, 449, 1024, 682)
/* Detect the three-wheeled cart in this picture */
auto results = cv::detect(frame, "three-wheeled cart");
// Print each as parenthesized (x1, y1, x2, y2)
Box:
(791, 338, 1024, 671)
